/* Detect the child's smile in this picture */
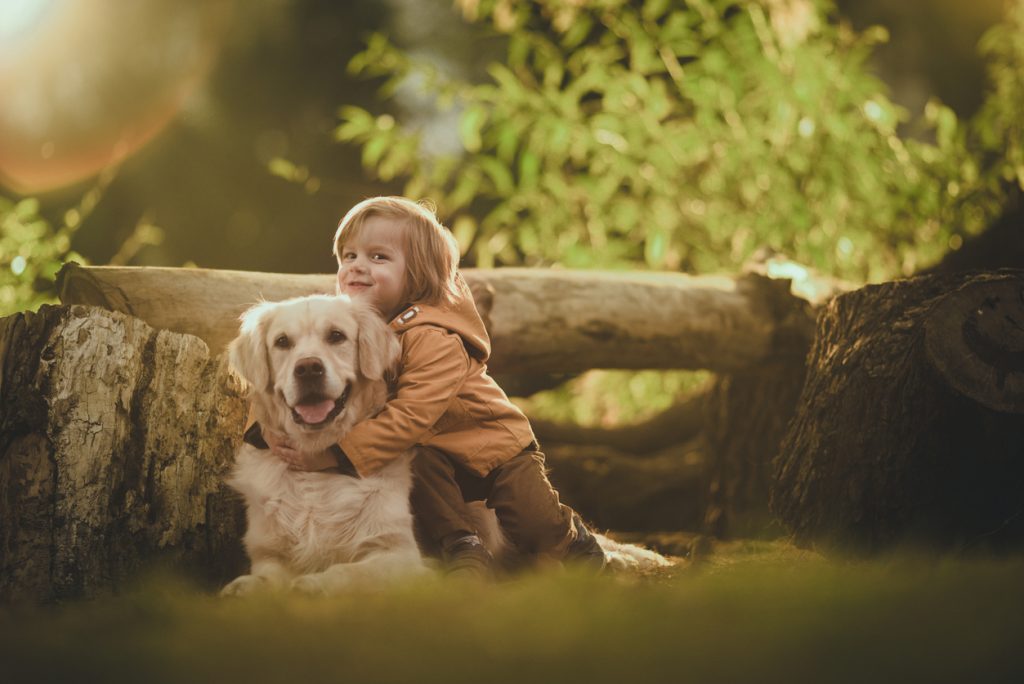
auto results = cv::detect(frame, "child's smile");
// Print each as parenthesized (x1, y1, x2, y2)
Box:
(336, 216, 408, 320)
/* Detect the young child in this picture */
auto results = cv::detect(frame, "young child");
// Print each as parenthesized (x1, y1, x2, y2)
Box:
(264, 196, 605, 575)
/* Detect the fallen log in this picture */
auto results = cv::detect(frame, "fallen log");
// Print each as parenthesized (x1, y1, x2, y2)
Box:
(772, 270, 1024, 553)
(543, 441, 707, 532)
(57, 263, 812, 374)
(0, 305, 248, 602)
(531, 390, 705, 454)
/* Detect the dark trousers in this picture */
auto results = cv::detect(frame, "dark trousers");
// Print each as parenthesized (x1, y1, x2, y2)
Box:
(410, 444, 577, 558)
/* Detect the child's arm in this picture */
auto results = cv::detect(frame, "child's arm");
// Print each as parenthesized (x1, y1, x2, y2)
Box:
(339, 326, 471, 476)
(262, 428, 338, 471)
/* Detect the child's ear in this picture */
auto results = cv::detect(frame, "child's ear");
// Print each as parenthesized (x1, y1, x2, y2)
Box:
(228, 301, 273, 392)
(354, 300, 401, 381)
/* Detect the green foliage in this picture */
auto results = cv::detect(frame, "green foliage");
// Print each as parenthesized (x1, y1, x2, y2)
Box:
(972, 0, 1024, 194)
(337, 0, 1024, 282)
(1, 169, 165, 316)
(4, 552, 1024, 682)
(0, 196, 86, 317)
(517, 368, 711, 426)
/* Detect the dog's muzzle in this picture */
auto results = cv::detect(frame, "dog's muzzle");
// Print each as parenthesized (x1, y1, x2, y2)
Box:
(290, 384, 351, 429)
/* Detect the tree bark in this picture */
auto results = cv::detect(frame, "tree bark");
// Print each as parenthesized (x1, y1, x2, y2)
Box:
(700, 273, 816, 539)
(0, 305, 248, 602)
(57, 263, 813, 374)
(701, 359, 806, 539)
(772, 270, 1024, 553)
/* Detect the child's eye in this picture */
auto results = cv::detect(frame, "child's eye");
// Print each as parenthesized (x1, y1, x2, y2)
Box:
(372, 253, 388, 261)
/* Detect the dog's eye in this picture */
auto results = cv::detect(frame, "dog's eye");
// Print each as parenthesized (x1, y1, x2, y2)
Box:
(327, 329, 347, 344)
(274, 334, 291, 349)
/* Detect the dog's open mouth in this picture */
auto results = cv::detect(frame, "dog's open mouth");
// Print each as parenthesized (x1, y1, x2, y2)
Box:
(290, 384, 351, 428)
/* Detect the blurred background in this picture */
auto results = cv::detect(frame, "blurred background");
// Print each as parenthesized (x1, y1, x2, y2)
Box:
(1, 0, 1019, 288)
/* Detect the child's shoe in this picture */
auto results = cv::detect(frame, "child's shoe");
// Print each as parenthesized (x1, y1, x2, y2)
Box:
(442, 534, 495, 580)
(564, 513, 607, 571)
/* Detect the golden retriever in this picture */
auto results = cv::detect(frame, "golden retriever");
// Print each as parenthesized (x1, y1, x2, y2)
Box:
(221, 294, 425, 595)
(222, 294, 670, 596)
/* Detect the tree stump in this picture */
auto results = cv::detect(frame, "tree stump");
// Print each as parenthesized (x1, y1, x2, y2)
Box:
(0, 305, 248, 602)
(773, 270, 1024, 553)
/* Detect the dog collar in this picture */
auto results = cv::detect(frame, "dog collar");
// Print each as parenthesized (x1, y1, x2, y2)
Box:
(243, 422, 270, 450)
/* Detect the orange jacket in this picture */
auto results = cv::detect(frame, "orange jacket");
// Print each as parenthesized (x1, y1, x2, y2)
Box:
(338, 275, 535, 477)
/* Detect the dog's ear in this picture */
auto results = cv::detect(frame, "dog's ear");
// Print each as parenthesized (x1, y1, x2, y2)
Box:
(354, 300, 401, 381)
(228, 301, 273, 392)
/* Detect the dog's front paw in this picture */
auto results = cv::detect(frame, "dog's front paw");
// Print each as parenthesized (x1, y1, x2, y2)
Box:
(290, 574, 330, 596)
(220, 574, 270, 597)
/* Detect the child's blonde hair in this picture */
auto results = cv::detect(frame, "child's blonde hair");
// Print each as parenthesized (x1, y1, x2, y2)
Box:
(333, 196, 461, 306)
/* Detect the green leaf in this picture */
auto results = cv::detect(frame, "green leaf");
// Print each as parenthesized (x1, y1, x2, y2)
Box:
(361, 135, 390, 169)
(451, 215, 477, 255)
(518, 151, 540, 189)
(15, 198, 40, 220)
(459, 106, 487, 153)
(561, 13, 593, 49)
(643, 0, 671, 21)
(447, 169, 482, 211)
(478, 156, 516, 195)
(495, 123, 520, 164)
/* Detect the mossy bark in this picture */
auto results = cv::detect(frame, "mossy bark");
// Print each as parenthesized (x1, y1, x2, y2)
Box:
(0, 305, 248, 602)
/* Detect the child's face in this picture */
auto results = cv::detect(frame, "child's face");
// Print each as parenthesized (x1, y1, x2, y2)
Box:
(336, 216, 409, 320)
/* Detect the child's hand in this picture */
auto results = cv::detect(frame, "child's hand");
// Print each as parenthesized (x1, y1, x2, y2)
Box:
(263, 428, 337, 471)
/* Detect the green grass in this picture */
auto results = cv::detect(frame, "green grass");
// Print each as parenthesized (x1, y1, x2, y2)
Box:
(3, 542, 1023, 683)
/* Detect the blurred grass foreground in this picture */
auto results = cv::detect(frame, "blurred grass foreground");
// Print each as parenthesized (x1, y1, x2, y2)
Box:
(2, 542, 1023, 683)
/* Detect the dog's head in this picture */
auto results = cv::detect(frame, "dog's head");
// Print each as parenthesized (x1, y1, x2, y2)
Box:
(229, 294, 400, 431)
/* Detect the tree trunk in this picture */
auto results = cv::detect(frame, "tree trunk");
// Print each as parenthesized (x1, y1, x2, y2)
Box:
(0, 305, 248, 602)
(57, 264, 813, 374)
(699, 273, 815, 539)
(772, 270, 1024, 553)
(701, 359, 806, 539)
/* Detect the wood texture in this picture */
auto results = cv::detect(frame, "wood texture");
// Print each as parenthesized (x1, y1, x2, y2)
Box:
(772, 270, 1024, 553)
(0, 305, 248, 601)
(701, 359, 806, 540)
(57, 263, 812, 374)
(924, 275, 1024, 413)
(699, 270, 815, 539)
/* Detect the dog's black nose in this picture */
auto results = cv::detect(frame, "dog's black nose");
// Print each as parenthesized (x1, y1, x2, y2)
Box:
(294, 357, 324, 379)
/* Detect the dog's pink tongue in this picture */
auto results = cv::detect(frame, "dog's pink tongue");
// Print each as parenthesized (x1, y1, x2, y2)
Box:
(295, 400, 334, 424)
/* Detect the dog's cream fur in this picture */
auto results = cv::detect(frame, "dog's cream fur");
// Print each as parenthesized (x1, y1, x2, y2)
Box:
(222, 295, 669, 596)
(222, 294, 424, 595)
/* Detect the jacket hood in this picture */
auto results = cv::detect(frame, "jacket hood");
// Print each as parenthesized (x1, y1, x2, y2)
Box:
(389, 273, 491, 362)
